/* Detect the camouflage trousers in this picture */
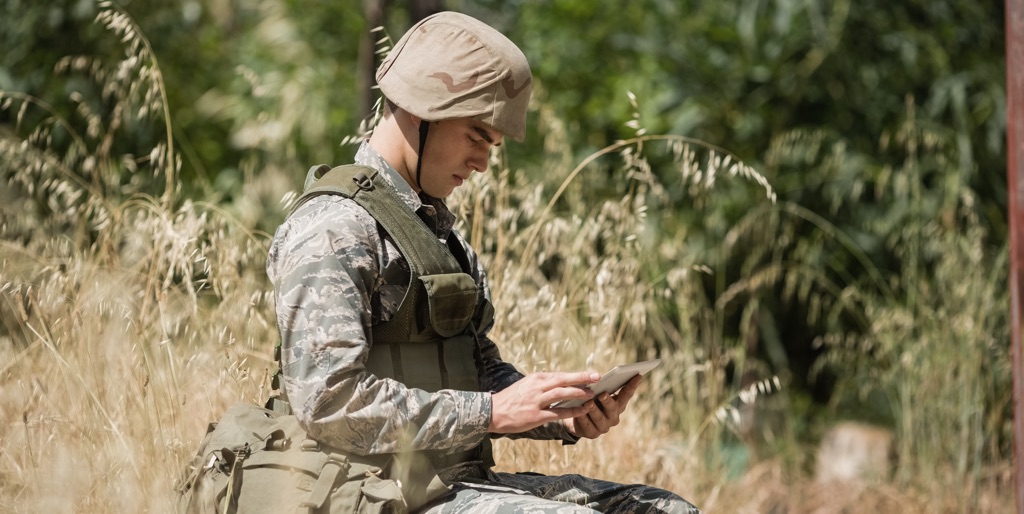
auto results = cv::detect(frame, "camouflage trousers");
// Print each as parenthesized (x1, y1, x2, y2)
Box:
(419, 470, 700, 514)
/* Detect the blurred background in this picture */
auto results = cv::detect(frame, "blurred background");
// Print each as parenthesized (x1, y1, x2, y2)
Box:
(0, 0, 1013, 512)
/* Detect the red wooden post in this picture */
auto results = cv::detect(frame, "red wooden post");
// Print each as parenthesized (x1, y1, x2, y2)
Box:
(1008, 0, 1024, 512)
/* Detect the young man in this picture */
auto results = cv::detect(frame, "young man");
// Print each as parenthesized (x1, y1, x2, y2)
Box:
(268, 11, 699, 513)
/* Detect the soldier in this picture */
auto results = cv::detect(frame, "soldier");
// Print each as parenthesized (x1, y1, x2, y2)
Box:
(267, 11, 700, 513)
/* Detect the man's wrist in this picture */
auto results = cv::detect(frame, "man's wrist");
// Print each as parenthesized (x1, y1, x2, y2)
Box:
(559, 418, 581, 445)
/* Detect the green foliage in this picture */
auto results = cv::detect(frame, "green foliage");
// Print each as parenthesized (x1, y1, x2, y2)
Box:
(0, 0, 1014, 509)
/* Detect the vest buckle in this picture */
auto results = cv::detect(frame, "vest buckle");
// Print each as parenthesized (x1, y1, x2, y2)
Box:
(352, 171, 375, 191)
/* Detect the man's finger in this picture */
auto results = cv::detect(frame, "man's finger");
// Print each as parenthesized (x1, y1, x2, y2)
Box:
(552, 371, 600, 386)
(573, 411, 597, 437)
(551, 402, 592, 419)
(615, 375, 643, 404)
(539, 371, 600, 385)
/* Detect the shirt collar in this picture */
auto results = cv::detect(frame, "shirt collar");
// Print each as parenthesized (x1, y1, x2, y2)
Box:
(354, 141, 457, 238)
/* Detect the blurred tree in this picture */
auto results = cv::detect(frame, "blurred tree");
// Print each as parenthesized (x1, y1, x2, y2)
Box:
(0, 0, 1008, 430)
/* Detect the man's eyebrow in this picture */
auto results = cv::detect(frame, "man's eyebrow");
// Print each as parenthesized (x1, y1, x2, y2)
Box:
(473, 126, 501, 146)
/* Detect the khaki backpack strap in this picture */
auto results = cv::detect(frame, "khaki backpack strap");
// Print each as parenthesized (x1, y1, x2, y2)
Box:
(218, 446, 249, 513)
(265, 342, 292, 414)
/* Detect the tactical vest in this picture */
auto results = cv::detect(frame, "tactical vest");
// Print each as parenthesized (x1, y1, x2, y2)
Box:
(278, 163, 496, 472)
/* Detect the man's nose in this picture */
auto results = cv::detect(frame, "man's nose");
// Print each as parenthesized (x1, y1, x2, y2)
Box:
(470, 150, 491, 173)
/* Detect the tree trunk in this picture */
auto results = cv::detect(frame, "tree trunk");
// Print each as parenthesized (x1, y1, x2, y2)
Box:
(358, 0, 445, 120)
(409, 0, 443, 22)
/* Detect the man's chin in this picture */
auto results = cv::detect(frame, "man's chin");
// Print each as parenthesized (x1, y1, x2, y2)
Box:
(426, 186, 455, 199)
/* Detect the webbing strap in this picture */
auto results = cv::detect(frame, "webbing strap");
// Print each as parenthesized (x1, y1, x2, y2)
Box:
(294, 165, 464, 344)
(295, 165, 462, 278)
(298, 453, 349, 513)
(219, 447, 247, 513)
(352, 168, 461, 273)
(352, 171, 462, 345)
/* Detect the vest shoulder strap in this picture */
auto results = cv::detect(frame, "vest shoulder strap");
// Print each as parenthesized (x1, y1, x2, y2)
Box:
(290, 163, 370, 214)
(294, 164, 462, 277)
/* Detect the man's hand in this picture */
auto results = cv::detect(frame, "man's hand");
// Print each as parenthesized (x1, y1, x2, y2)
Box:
(489, 371, 601, 434)
(564, 374, 642, 439)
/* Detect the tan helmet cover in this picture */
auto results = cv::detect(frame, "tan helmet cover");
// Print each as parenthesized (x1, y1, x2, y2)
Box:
(376, 11, 533, 142)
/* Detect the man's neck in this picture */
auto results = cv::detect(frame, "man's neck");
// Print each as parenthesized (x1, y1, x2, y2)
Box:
(367, 113, 419, 192)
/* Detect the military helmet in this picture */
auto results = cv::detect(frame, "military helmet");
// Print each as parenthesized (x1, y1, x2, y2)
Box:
(376, 11, 533, 142)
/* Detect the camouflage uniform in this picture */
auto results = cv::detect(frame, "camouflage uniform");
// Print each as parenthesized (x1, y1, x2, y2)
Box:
(267, 142, 699, 513)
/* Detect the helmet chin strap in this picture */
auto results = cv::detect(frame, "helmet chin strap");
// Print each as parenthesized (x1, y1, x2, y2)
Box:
(415, 119, 430, 193)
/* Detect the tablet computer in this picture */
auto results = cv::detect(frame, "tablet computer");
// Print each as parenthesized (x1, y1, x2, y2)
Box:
(550, 358, 661, 408)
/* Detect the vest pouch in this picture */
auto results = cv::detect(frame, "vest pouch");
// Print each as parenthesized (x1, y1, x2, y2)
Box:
(353, 475, 405, 514)
(333, 460, 412, 514)
(419, 273, 478, 337)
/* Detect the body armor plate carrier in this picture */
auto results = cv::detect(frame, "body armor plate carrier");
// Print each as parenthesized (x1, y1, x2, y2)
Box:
(276, 163, 495, 472)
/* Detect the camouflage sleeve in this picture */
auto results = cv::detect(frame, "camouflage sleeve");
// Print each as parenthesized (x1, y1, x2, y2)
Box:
(267, 197, 492, 455)
(453, 230, 579, 444)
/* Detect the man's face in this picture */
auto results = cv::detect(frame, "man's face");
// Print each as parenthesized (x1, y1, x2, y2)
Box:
(417, 117, 503, 198)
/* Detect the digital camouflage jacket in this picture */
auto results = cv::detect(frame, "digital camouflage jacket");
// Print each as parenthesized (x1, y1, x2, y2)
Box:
(266, 142, 576, 476)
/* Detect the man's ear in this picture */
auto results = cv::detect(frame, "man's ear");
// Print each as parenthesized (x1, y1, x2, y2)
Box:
(404, 110, 422, 126)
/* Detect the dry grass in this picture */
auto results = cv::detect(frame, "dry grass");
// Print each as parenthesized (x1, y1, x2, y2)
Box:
(0, 4, 1015, 513)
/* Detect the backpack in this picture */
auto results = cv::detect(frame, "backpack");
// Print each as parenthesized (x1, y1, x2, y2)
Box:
(175, 402, 448, 514)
